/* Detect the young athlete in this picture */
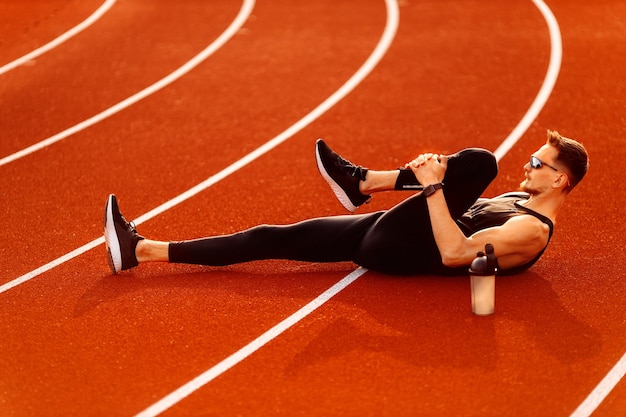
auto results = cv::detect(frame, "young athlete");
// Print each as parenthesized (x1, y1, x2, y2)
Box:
(104, 130, 588, 275)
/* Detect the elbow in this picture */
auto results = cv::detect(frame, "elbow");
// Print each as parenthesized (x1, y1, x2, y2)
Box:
(440, 249, 468, 268)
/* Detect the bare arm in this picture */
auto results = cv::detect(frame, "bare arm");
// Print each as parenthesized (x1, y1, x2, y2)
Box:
(408, 154, 550, 270)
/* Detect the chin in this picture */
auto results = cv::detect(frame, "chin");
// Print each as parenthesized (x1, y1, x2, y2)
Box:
(519, 181, 538, 195)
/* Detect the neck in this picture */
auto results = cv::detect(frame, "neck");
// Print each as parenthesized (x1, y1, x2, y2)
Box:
(521, 192, 567, 223)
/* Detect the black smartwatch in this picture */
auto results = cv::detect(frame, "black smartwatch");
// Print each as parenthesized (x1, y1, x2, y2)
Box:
(423, 183, 443, 197)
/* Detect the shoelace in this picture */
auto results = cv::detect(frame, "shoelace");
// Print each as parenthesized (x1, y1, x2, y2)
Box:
(118, 212, 139, 235)
(127, 220, 139, 235)
(337, 156, 365, 180)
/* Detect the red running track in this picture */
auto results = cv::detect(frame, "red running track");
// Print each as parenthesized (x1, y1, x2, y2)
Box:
(1, 0, 625, 416)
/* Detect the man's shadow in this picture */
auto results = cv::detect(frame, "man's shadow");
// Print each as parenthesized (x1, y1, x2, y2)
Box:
(73, 262, 357, 317)
(284, 271, 602, 375)
(75, 265, 601, 375)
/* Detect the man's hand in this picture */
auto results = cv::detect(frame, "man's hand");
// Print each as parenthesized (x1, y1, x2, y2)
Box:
(406, 153, 448, 185)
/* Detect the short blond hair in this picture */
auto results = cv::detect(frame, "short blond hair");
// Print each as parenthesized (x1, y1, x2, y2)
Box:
(546, 130, 589, 190)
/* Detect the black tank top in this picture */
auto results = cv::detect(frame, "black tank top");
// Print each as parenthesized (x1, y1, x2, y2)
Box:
(450, 192, 554, 275)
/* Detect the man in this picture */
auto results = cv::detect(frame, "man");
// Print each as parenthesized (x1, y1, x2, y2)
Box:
(104, 130, 588, 276)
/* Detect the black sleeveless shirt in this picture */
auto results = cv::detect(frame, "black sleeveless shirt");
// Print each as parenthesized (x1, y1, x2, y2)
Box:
(438, 192, 554, 275)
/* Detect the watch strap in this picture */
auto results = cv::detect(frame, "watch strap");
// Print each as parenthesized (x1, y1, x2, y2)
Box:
(423, 182, 443, 197)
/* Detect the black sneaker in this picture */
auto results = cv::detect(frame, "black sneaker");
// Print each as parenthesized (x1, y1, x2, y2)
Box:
(103, 194, 144, 274)
(315, 139, 371, 212)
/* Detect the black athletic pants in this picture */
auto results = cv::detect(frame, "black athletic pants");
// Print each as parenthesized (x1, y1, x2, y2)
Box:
(169, 148, 498, 275)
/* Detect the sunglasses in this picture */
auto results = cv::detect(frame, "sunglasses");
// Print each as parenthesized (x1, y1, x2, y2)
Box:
(530, 155, 571, 187)
(530, 155, 561, 172)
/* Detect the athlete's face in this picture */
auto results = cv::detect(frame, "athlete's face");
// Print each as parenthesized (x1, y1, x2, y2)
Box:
(520, 145, 568, 195)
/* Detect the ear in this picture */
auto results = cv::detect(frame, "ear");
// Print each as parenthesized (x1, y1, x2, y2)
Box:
(553, 173, 570, 190)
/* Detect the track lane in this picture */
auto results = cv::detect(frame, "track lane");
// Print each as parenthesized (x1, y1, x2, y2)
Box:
(0, 0, 116, 76)
(0, 0, 243, 158)
(0, 0, 104, 65)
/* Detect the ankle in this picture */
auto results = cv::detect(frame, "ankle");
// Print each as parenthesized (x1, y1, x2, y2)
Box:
(358, 178, 368, 194)
(136, 239, 170, 263)
(135, 240, 148, 263)
(360, 170, 400, 193)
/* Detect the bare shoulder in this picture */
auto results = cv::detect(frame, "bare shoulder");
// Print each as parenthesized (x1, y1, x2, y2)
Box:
(503, 214, 550, 241)
(492, 215, 551, 269)
(467, 214, 551, 270)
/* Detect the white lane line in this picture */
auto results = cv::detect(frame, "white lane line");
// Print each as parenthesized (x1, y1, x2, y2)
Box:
(493, 0, 562, 161)
(0, 0, 399, 296)
(0, 0, 117, 75)
(570, 353, 626, 417)
(499, 1, 626, 413)
(134, 267, 368, 417)
(496, 1, 626, 414)
(0, 238, 105, 295)
(0, 0, 255, 168)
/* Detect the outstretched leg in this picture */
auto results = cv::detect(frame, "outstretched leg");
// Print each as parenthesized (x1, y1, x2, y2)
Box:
(104, 192, 384, 272)
(166, 213, 383, 266)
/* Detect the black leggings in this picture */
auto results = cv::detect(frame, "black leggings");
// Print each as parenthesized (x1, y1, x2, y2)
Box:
(169, 148, 498, 275)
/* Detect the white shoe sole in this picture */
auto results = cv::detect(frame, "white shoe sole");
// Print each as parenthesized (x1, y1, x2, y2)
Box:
(103, 195, 122, 274)
(315, 142, 358, 212)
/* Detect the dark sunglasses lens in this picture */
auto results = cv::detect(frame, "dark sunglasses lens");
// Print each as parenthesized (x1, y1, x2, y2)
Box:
(530, 156, 541, 169)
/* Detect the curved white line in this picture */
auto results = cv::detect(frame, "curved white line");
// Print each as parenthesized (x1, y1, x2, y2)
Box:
(0, 0, 117, 76)
(570, 352, 626, 417)
(0, 0, 254, 168)
(134, 267, 369, 417)
(493, 0, 562, 161)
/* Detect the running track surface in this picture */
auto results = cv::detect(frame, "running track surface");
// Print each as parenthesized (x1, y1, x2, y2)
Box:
(1, 0, 625, 416)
